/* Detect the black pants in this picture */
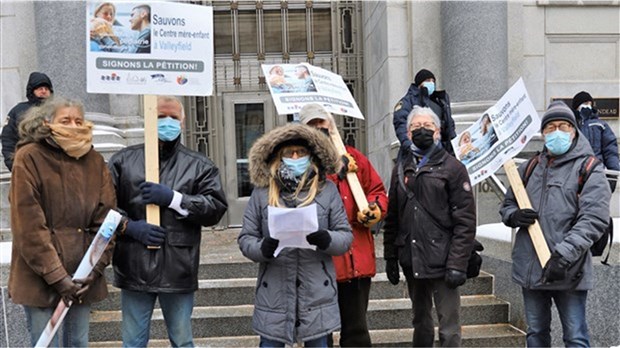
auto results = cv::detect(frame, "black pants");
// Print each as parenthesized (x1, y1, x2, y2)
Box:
(328, 277, 372, 347)
(403, 269, 461, 347)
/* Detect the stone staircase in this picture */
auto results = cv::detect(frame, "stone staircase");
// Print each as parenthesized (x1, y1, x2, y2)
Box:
(89, 230, 525, 347)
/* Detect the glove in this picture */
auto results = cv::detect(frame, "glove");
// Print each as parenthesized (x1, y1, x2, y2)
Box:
(357, 201, 382, 228)
(444, 269, 467, 289)
(261, 236, 280, 259)
(74, 270, 100, 302)
(306, 230, 332, 250)
(541, 251, 570, 283)
(510, 208, 539, 228)
(52, 276, 80, 306)
(139, 182, 174, 207)
(125, 219, 166, 246)
(385, 259, 400, 285)
(338, 153, 358, 180)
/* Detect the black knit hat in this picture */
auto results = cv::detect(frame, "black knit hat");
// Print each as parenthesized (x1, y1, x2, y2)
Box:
(541, 101, 577, 131)
(414, 69, 435, 87)
(571, 91, 593, 111)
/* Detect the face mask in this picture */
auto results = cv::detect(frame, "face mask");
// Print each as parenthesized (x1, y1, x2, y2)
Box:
(48, 121, 94, 159)
(579, 107, 593, 118)
(282, 155, 311, 177)
(158, 117, 181, 141)
(423, 81, 435, 96)
(545, 130, 572, 156)
(411, 128, 435, 150)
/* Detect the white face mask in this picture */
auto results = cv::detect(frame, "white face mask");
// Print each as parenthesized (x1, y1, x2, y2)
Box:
(578, 104, 592, 111)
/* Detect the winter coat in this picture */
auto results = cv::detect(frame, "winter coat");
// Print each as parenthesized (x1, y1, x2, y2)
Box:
(327, 145, 388, 282)
(500, 133, 611, 291)
(238, 124, 353, 345)
(383, 146, 476, 278)
(108, 138, 228, 293)
(393, 84, 456, 155)
(1, 72, 53, 170)
(9, 139, 115, 307)
(576, 109, 619, 172)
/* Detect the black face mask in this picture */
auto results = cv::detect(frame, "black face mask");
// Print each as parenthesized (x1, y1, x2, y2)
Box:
(318, 128, 330, 137)
(411, 128, 435, 150)
(579, 108, 593, 119)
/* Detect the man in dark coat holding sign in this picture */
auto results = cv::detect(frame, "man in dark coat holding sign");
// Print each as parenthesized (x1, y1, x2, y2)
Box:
(109, 96, 228, 347)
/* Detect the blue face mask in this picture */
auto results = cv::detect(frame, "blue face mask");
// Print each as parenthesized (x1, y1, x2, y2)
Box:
(158, 117, 182, 141)
(282, 155, 311, 177)
(545, 130, 572, 156)
(423, 81, 435, 96)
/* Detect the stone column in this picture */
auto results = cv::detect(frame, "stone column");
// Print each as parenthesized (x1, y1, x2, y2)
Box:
(441, 1, 508, 102)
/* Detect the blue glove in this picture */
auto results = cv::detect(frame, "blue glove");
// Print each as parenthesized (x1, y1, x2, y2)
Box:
(125, 220, 166, 246)
(139, 182, 174, 207)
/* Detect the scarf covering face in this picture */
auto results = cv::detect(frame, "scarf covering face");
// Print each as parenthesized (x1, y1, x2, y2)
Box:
(276, 162, 317, 207)
(48, 121, 94, 159)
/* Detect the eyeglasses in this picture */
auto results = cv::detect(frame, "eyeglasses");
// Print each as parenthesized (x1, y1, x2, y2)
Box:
(409, 122, 436, 131)
(543, 122, 573, 134)
(281, 147, 309, 158)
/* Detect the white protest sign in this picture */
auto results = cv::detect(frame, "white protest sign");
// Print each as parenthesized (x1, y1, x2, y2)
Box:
(451, 78, 540, 186)
(86, 1, 213, 96)
(262, 63, 364, 119)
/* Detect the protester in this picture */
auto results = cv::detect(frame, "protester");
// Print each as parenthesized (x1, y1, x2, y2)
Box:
(383, 106, 476, 347)
(571, 91, 619, 192)
(108, 96, 228, 347)
(238, 123, 353, 347)
(500, 101, 610, 347)
(8, 97, 116, 347)
(299, 103, 388, 347)
(393, 69, 456, 156)
(1, 72, 53, 171)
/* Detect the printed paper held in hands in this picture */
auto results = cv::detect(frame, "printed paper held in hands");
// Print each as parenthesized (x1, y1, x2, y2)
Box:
(267, 204, 319, 257)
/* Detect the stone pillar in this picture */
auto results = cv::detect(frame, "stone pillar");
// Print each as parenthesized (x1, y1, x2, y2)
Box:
(34, 1, 109, 113)
(441, 1, 508, 102)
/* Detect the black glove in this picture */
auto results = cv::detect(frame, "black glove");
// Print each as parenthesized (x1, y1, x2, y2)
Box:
(541, 251, 570, 283)
(306, 230, 332, 250)
(338, 153, 358, 180)
(74, 270, 100, 302)
(385, 259, 400, 285)
(125, 219, 166, 246)
(139, 182, 174, 207)
(510, 208, 539, 228)
(52, 276, 80, 306)
(444, 269, 467, 289)
(260, 236, 280, 259)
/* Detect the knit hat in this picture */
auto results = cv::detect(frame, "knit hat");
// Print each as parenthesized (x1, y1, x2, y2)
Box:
(414, 69, 435, 87)
(298, 103, 335, 125)
(541, 101, 577, 131)
(571, 91, 593, 111)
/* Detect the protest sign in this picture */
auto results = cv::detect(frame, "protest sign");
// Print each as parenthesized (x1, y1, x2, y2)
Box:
(86, 1, 214, 96)
(451, 78, 540, 186)
(261, 63, 364, 119)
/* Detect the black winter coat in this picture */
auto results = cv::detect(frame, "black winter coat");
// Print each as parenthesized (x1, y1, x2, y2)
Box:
(108, 139, 228, 293)
(1, 72, 53, 170)
(383, 146, 476, 278)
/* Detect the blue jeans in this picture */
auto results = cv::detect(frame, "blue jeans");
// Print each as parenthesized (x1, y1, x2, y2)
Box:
(260, 335, 328, 347)
(24, 303, 91, 347)
(121, 289, 195, 347)
(522, 288, 590, 347)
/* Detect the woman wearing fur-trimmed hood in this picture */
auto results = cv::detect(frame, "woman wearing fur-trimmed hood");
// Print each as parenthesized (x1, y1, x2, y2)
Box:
(238, 123, 353, 346)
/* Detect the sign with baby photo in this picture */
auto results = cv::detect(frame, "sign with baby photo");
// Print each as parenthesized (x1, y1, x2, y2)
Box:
(86, 1, 214, 95)
(452, 78, 540, 186)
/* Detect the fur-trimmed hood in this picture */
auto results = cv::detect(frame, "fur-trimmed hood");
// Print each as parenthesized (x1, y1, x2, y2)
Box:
(249, 123, 339, 188)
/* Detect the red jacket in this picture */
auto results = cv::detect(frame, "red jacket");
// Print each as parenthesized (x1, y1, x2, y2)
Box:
(327, 145, 388, 282)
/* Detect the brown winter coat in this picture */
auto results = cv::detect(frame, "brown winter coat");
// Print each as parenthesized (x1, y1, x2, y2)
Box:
(8, 139, 116, 307)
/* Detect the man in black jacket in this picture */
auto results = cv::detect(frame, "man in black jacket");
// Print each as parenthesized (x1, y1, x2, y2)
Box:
(383, 106, 476, 347)
(108, 96, 228, 347)
(1, 72, 53, 171)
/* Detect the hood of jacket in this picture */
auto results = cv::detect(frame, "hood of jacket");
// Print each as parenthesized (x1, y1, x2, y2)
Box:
(26, 72, 54, 103)
(249, 123, 339, 188)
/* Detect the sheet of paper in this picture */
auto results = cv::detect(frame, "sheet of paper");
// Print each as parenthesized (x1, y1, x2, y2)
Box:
(267, 204, 319, 257)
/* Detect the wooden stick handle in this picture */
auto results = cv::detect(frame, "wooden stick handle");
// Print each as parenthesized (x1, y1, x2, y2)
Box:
(144, 95, 161, 250)
(503, 158, 550, 266)
(329, 130, 369, 212)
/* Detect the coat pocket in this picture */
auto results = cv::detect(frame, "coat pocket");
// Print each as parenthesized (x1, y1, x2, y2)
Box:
(420, 219, 451, 269)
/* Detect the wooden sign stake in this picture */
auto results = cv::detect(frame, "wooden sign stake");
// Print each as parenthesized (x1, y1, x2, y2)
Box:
(144, 95, 160, 249)
(328, 129, 369, 212)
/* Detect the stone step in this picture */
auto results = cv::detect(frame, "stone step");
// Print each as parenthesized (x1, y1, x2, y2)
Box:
(88, 295, 509, 342)
(90, 323, 525, 347)
(94, 272, 494, 310)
